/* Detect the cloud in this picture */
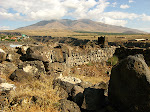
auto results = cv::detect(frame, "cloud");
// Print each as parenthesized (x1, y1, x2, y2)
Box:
(0, 26, 10, 30)
(120, 4, 130, 9)
(141, 14, 150, 21)
(0, 0, 150, 28)
(0, 0, 67, 21)
(129, 0, 134, 3)
(0, 0, 110, 21)
(0, 11, 22, 20)
(66, 0, 110, 19)
(96, 12, 139, 26)
(102, 12, 139, 20)
(112, 2, 117, 7)
(98, 17, 127, 26)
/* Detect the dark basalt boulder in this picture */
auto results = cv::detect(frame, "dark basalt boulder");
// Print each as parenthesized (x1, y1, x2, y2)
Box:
(108, 54, 150, 112)
(81, 87, 105, 111)
(71, 85, 84, 107)
(25, 46, 52, 62)
(0, 61, 17, 76)
(9, 69, 32, 82)
(18, 61, 46, 76)
(53, 76, 82, 96)
(58, 99, 81, 112)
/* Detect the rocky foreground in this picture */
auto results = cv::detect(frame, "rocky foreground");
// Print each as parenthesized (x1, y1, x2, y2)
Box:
(0, 42, 150, 112)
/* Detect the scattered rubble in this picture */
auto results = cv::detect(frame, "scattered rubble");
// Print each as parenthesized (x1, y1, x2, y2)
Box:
(1, 39, 150, 112)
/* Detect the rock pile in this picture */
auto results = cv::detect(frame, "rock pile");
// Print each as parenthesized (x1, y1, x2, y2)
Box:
(53, 75, 108, 111)
(1, 41, 150, 112)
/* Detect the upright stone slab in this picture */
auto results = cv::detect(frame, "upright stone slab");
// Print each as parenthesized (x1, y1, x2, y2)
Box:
(108, 54, 150, 112)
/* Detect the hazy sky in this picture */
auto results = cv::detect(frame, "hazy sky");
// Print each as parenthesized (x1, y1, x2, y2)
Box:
(0, 0, 150, 32)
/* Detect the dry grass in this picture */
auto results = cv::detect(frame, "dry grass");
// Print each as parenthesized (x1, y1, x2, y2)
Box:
(2, 75, 61, 112)
(72, 74, 105, 84)
(1, 29, 150, 44)
(4, 30, 150, 42)
(69, 63, 111, 84)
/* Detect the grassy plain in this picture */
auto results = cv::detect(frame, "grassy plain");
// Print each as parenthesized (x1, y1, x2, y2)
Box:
(2, 29, 150, 42)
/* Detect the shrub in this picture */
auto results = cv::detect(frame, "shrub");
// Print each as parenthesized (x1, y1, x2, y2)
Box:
(107, 55, 118, 66)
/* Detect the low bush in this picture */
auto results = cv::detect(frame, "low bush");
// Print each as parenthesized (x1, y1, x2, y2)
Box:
(107, 55, 118, 66)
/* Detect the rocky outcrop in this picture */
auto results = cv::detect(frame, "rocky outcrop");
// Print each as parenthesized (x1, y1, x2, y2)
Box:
(0, 62, 17, 76)
(77, 81, 93, 89)
(26, 45, 52, 62)
(59, 99, 81, 112)
(45, 62, 66, 73)
(19, 45, 29, 55)
(9, 69, 32, 82)
(108, 54, 150, 112)
(52, 48, 65, 63)
(18, 61, 46, 75)
(71, 85, 84, 107)
(53, 75, 109, 111)
(0, 42, 118, 112)
(6, 51, 21, 65)
(0, 49, 6, 62)
(114, 47, 150, 66)
(53, 76, 82, 96)
(81, 88, 105, 111)
(9, 61, 46, 82)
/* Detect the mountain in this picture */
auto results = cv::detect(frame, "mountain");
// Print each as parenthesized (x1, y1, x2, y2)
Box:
(17, 19, 146, 34)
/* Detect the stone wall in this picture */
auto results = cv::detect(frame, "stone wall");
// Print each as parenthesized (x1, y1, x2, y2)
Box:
(66, 47, 116, 67)
(114, 47, 150, 66)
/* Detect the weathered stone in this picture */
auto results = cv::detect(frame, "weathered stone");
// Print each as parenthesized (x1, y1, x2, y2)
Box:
(108, 55, 150, 112)
(9, 69, 32, 82)
(0, 49, 6, 62)
(81, 88, 105, 111)
(6, 51, 21, 64)
(77, 81, 93, 89)
(53, 76, 82, 95)
(0, 83, 16, 93)
(59, 99, 81, 112)
(52, 48, 64, 63)
(18, 61, 46, 76)
(93, 81, 109, 96)
(67, 47, 116, 67)
(44, 62, 66, 72)
(0, 62, 17, 76)
(71, 85, 84, 107)
(26, 45, 52, 62)
(93, 81, 108, 89)
(20, 45, 29, 55)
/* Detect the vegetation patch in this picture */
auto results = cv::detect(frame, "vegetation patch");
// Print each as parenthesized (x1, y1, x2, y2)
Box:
(2, 75, 61, 112)
(107, 55, 118, 66)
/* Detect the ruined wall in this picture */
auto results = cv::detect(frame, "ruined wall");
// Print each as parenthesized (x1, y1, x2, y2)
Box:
(114, 47, 150, 66)
(66, 47, 116, 67)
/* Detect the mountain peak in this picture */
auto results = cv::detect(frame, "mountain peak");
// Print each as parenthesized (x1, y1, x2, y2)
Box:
(17, 19, 146, 34)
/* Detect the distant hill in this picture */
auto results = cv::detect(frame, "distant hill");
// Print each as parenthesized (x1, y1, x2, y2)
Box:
(17, 19, 146, 34)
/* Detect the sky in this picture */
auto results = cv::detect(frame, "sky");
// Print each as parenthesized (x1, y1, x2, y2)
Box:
(0, 0, 150, 32)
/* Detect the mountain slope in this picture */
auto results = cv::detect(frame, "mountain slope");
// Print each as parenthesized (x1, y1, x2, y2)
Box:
(17, 19, 146, 34)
